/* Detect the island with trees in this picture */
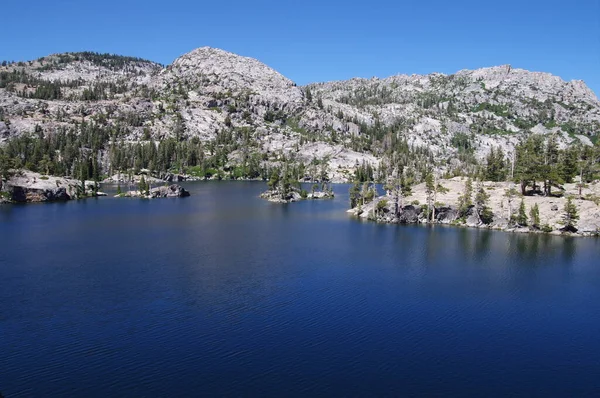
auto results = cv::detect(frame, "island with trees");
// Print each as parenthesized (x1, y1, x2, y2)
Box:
(260, 166, 334, 203)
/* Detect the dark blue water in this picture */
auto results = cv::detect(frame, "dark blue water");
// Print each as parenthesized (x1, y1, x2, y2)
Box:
(1, 182, 599, 397)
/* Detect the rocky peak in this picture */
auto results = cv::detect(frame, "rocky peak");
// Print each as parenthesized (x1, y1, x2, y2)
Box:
(162, 47, 303, 104)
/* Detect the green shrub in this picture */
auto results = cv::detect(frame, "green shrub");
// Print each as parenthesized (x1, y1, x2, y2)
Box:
(204, 168, 219, 178)
(186, 165, 204, 177)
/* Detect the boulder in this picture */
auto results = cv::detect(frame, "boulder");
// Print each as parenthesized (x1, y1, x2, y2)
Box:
(307, 191, 334, 199)
(150, 184, 190, 198)
(397, 205, 421, 223)
(436, 206, 459, 223)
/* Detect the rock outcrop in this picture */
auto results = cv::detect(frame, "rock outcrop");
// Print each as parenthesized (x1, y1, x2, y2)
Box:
(307, 190, 335, 199)
(150, 184, 190, 198)
(260, 186, 334, 203)
(1, 171, 96, 203)
(117, 184, 190, 199)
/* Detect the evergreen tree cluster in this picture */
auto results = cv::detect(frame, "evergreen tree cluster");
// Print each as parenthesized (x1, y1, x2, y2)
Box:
(52, 52, 159, 71)
(484, 146, 508, 182)
(0, 120, 279, 183)
(514, 134, 595, 196)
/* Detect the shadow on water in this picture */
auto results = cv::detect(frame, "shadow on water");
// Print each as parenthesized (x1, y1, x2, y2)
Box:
(507, 231, 580, 267)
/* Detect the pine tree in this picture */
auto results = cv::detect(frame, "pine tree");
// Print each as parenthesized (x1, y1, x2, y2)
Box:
(561, 146, 579, 183)
(542, 134, 562, 196)
(0, 150, 16, 191)
(457, 178, 473, 217)
(516, 199, 528, 226)
(424, 172, 435, 218)
(529, 203, 540, 229)
(268, 169, 280, 191)
(514, 135, 544, 195)
(139, 175, 147, 195)
(485, 146, 507, 181)
(349, 182, 361, 209)
(504, 187, 518, 222)
(474, 182, 493, 224)
(562, 197, 579, 230)
(39, 154, 52, 175)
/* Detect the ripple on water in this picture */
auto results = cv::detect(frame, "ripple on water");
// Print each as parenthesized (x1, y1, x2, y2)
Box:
(1, 182, 599, 397)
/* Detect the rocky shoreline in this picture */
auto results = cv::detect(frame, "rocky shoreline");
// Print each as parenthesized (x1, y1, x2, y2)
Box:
(0, 171, 190, 204)
(0, 171, 106, 204)
(348, 177, 600, 237)
(260, 187, 335, 203)
(2, 171, 598, 238)
(115, 184, 190, 199)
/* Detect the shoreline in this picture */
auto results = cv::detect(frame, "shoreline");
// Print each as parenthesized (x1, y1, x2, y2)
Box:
(348, 177, 600, 238)
(349, 210, 600, 238)
(3, 174, 599, 238)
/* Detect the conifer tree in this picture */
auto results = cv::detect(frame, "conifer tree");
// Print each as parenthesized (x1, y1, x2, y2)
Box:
(268, 169, 280, 191)
(424, 172, 435, 218)
(485, 146, 507, 181)
(474, 182, 493, 224)
(562, 197, 579, 230)
(0, 150, 15, 191)
(514, 135, 544, 195)
(457, 178, 473, 217)
(139, 175, 147, 195)
(517, 198, 528, 226)
(529, 203, 540, 229)
(349, 182, 361, 209)
(542, 135, 562, 196)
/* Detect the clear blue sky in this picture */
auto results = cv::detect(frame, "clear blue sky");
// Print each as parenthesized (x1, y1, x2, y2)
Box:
(1, 0, 599, 96)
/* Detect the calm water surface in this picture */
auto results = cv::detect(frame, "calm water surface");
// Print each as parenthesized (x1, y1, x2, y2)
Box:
(0, 182, 599, 397)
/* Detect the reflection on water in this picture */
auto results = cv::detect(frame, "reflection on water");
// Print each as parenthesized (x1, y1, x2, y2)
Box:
(0, 181, 599, 397)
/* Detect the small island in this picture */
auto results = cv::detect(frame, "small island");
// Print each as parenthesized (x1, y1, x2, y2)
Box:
(114, 175, 190, 198)
(260, 169, 334, 203)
